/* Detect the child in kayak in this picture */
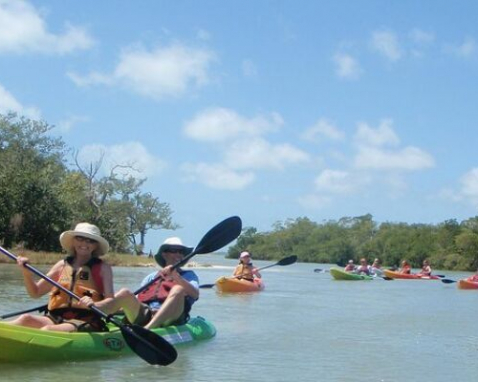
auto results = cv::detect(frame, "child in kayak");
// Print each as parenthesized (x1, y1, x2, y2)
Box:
(9, 223, 114, 332)
(399, 260, 412, 274)
(233, 251, 262, 282)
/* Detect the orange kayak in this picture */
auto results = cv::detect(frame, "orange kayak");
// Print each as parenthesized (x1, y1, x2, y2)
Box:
(383, 269, 440, 280)
(215, 277, 264, 293)
(458, 279, 478, 289)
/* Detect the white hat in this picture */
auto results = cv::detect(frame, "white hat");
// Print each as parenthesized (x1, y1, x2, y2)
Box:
(156, 237, 193, 267)
(240, 251, 251, 259)
(60, 222, 110, 256)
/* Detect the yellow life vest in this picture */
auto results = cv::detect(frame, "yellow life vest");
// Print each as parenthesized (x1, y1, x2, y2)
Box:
(234, 264, 254, 281)
(47, 257, 104, 313)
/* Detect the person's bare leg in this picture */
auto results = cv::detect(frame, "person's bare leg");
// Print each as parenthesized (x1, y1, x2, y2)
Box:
(144, 285, 185, 329)
(8, 314, 53, 329)
(99, 288, 143, 323)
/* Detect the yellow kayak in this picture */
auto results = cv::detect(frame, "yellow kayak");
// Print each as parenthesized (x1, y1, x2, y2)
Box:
(215, 277, 264, 293)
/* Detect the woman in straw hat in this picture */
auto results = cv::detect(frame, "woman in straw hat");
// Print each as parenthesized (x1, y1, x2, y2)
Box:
(9, 222, 114, 332)
(101, 237, 199, 329)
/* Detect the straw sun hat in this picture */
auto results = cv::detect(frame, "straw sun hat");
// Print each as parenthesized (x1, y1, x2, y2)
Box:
(59, 222, 110, 256)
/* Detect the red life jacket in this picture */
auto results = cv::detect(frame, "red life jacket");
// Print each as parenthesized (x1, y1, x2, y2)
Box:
(137, 273, 174, 304)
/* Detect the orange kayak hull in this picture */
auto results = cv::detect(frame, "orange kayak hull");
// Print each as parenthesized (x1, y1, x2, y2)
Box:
(215, 277, 264, 293)
(458, 279, 478, 289)
(383, 269, 440, 280)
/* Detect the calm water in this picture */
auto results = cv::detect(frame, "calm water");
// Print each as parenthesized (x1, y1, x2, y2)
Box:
(1, 255, 478, 382)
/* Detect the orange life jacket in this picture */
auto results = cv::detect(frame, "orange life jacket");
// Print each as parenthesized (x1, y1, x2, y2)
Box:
(47, 257, 104, 313)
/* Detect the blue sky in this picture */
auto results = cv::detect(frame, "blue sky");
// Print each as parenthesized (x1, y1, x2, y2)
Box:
(1, 1, 478, 252)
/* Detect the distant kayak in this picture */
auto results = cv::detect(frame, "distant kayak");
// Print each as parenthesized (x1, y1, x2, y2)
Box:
(215, 276, 264, 293)
(383, 269, 440, 280)
(457, 278, 478, 290)
(330, 268, 373, 281)
(0, 316, 215, 363)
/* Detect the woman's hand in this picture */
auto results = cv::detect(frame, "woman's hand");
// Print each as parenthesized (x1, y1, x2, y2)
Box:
(78, 296, 95, 308)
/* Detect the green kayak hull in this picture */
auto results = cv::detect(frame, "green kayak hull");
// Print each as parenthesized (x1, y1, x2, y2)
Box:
(0, 316, 215, 363)
(330, 268, 373, 281)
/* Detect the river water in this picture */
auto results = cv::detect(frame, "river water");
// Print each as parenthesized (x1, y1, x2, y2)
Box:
(1, 255, 477, 382)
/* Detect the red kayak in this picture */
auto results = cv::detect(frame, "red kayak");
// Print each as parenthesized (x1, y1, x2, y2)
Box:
(458, 278, 478, 289)
(383, 269, 440, 280)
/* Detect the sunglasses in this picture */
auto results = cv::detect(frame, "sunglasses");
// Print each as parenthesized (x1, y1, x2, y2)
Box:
(74, 236, 97, 244)
(164, 249, 184, 255)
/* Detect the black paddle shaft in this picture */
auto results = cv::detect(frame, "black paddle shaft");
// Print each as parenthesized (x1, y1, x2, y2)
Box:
(0, 245, 177, 366)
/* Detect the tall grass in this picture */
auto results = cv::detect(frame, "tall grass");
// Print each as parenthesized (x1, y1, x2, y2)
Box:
(0, 249, 156, 267)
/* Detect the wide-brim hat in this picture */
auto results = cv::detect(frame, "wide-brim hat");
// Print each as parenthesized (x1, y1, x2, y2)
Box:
(155, 237, 193, 267)
(60, 222, 110, 256)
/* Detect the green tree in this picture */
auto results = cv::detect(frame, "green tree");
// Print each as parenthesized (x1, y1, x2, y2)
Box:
(0, 113, 69, 250)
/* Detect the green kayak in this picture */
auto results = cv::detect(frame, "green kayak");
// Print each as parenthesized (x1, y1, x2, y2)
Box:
(0, 316, 215, 363)
(330, 268, 374, 281)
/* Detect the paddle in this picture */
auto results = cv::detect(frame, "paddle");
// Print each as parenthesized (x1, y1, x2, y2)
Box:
(1, 216, 243, 320)
(441, 278, 457, 284)
(0, 245, 177, 366)
(1, 304, 48, 320)
(134, 215, 242, 296)
(199, 254, 298, 289)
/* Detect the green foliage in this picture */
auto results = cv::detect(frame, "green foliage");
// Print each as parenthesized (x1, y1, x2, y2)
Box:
(228, 215, 478, 271)
(0, 113, 175, 253)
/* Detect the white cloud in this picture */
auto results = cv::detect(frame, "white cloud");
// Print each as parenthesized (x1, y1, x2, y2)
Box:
(460, 168, 478, 207)
(302, 118, 345, 142)
(355, 119, 400, 147)
(225, 138, 310, 170)
(353, 119, 434, 171)
(67, 71, 113, 87)
(333, 53, 362, 79)
(409, 28, 435, 44)
(183, 107, 283, 142)
(314, 169, 364, 195)
(0, 0, 94, 54)
(181, 162, 254, 190)
(69, 43, 216, 100)
(196, 29, 211, 41)
(242, 59, 258, 77)
(181, 107, 309, 189)
(297, 193, 332, 210)
(77, 142, 166, 178)
(354, 146, 434, 171)
(371, 30, 402, 61)
(0, 83, 40, 119)
(57, 115, 89, 133)
(444, 36, 476, 58)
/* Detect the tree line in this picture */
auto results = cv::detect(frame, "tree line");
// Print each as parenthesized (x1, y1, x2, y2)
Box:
(227, 214, 478, 271)
(0, 113, 176, 254)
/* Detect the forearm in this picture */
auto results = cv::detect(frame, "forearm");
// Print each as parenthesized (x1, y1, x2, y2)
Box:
(21, 270, 43, 298)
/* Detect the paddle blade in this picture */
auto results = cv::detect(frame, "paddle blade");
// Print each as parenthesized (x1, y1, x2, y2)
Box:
(441, 279, 457, 284)
(194, 216, 242, 255)
(199, 283, 216, 289)
(120, 324, 178, 366)
(277, 255, 297, 266)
